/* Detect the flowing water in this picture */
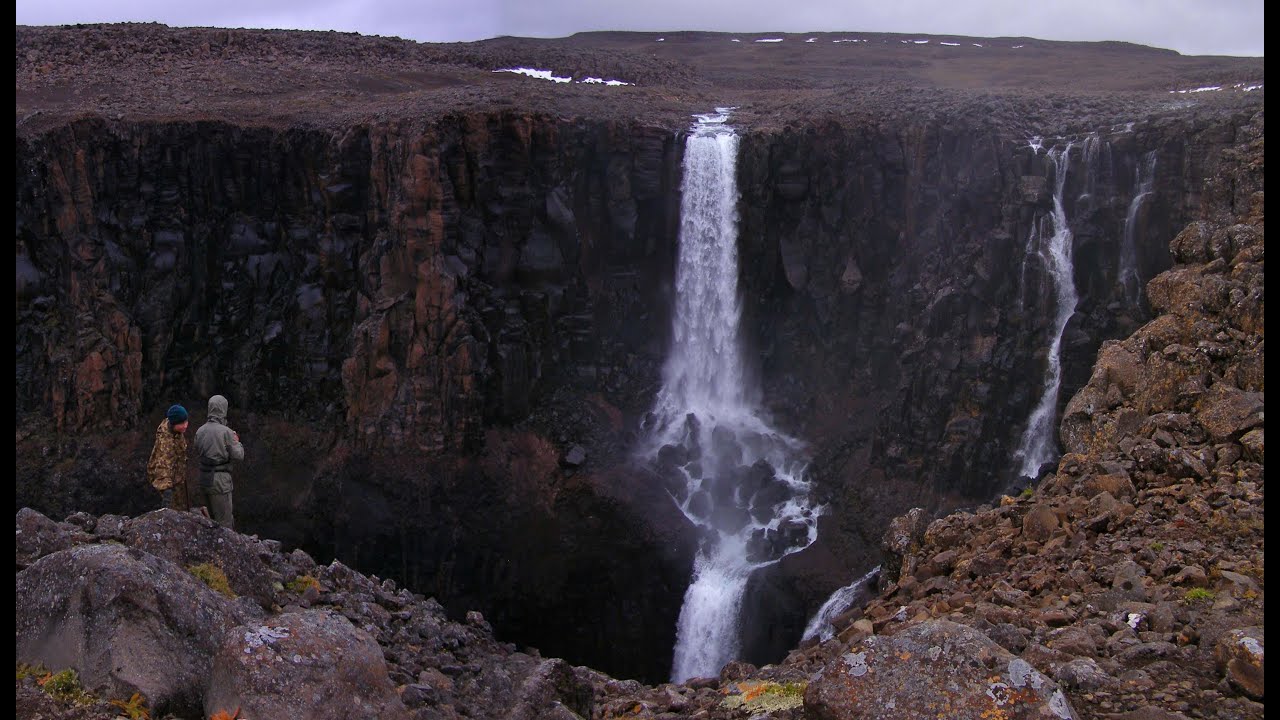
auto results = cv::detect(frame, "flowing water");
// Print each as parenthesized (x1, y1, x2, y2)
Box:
(645, 109, 820, 682)
(1014, 142, 1080, 479)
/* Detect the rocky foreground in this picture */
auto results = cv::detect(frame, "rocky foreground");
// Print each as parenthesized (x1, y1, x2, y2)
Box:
(16, 119, 1263, 718)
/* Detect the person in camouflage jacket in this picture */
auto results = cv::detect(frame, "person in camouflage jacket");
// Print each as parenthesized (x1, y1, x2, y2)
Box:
(146, 404, 190, 510)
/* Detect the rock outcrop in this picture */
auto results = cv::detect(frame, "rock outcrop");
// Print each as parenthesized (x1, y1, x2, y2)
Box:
(15, 543, 260, 716)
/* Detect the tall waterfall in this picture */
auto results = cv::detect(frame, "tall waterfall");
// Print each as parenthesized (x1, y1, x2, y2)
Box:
(647, 109, 820, 682)
(800, 566, 881, 643)
(1120, 150, 1157, 304)
(1014, 142, 1079, 479)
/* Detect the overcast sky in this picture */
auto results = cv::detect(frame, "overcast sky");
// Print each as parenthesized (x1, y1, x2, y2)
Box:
(15, 0, 1265, 57)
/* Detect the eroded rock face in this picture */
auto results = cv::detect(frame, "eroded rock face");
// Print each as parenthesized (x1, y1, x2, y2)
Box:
(204, 610, 409, 720)
(804, 620, 1077, 720)
(15, 543, 259, 716)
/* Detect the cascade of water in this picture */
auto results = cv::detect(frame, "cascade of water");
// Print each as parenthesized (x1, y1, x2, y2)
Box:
(800, 566, 881, 643)
(1014, 142, 1079, 479)
(648, 109, 820, 683)
(1119, 151, 1158, 304)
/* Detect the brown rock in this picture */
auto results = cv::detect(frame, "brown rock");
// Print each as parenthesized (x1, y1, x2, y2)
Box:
(1022, 504, 1060, 542)
(1213, 627, 1263, 700)
(1194, 382, 1264, 442)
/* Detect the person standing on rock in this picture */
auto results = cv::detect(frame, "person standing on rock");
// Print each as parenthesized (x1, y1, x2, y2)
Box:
(192, 394, 244, 529)
(146, 404, 191, 510)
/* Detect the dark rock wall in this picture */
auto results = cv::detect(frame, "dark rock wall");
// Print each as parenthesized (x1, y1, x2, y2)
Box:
(16, 115, 681, 445)
(13, 107, 1253, 678)
(731, 112, 1252, 665)
(15, 114, 690, 683)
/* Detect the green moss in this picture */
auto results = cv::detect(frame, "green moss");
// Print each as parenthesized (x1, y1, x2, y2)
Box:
(285, 574, 321, 594)
(721, 680, 808, 711)
(187, 562, 237, 599)
(1183, 587, 1215, 604)
(1149, 542, 1165, 552)
(1020, 487, 1035, 499)
(37, 668, 95, 705)
(16, 662, 48, 681)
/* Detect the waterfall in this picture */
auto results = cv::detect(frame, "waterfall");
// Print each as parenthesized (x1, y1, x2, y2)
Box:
(1014, 142, 1079, 479)
(647, 109, 820, 683)
(800, 566, 881, 643)
(1120, 150, 1157, 304)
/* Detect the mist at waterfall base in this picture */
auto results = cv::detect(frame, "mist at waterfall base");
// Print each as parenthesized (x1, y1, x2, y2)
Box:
(641, 109, 820, 683)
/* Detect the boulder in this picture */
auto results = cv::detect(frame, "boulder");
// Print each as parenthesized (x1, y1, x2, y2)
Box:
(15, 543, 256, 715)
(1194, 382, 1264, 442)
(123, 508, 281, 609)
(204, 610, 410, 720)
(1214, 627, 1263, 700)
(16, 507, 89, 568)
(804, 620, 1077, 719)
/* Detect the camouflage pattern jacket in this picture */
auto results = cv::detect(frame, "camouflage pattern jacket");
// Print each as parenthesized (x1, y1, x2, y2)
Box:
(146, 419, 188, 491)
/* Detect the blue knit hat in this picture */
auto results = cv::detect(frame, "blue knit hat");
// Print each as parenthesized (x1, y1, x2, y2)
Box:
(166, 404, 189, 424)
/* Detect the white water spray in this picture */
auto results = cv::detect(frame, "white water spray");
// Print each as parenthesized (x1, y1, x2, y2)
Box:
(647, 109, 820, 682)
(1014, 142, 1079, 479)
(1120, 151, 1157, 304)
(800, 565, 881, 643)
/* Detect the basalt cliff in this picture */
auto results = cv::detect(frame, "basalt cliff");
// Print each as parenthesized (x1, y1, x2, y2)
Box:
(14, 24, 1264, 719)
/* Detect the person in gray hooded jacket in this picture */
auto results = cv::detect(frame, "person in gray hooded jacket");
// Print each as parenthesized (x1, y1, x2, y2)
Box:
(192, 394, 245, 528)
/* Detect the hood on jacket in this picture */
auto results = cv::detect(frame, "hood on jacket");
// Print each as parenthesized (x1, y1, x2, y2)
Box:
(207, 394, 230, 423)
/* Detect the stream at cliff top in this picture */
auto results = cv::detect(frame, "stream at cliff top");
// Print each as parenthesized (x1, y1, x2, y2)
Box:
(643, 108, 820, 683)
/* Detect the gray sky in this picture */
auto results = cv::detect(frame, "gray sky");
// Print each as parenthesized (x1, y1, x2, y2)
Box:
(15, 0, 1265, 56)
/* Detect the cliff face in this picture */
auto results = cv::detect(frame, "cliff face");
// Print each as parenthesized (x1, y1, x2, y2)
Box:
(13, 105, 1257, 679)
(16, 114, 681, 446)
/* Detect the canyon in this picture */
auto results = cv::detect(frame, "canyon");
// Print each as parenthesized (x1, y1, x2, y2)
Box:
(14, 23, 1264, 718)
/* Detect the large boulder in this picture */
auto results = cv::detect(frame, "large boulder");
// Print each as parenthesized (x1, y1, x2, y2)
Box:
(15, 543, 257, 715)
(15, 507, 90, 569)
(204, 610, 410, 720)
(804, 620, 1077, 720)
(122, 508, 281, 609)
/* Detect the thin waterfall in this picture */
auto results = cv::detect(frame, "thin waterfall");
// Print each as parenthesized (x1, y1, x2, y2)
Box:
(645, 108, 820, 682)
(1014, 142, 1079, 479)
(800, 566, 881, 643)
(1120, 150, 1157, 304)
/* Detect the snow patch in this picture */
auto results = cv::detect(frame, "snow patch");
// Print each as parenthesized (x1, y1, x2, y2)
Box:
(494, 67, 571, 83)
(494, 68, 632, 86)
(755, 38, 784, 43)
